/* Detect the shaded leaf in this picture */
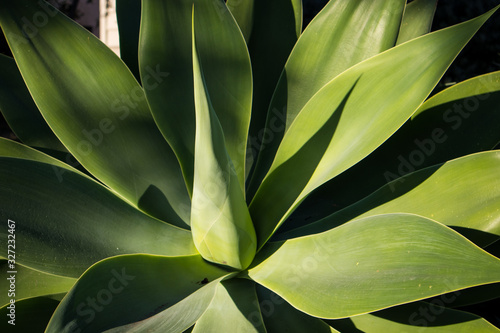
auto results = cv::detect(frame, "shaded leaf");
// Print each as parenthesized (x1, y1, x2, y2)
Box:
(0, 0, 191, 227)
(286, 151, 500, 246)
(247, 0, 405, 198)
(0, 53, 64, 151)
(326, 301, 500, 332)
(0, 157, 196, 277)
(140, 0, 252, 191)
(256, 285, 339, 333)
(288, 71, 500, 229)
(249, 7, 499, 247)
(46, 254, 229, 333)
(0, 297, 60, 332)
(116, 0, 141, 81)
(0, 261, 75, 307)
(397, 0, 437, 44)
(193, 279, 265, 333)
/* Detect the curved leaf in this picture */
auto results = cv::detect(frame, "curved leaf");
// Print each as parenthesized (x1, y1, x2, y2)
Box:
(46, 254, 229, 333)
(0, 53, 64, 151)
(226, 0, 255, 42)
(256, 285, 339, 333)
(248, 214, 500, 319)
(288, 70, 500, 227)
(0, 261, 75, 307)
(0, 137, 80, 173)
(249, 6, 499, 247)
(397, 0, 437, 45)
(0, 297, 60, 332)
(140, 0, 252, 191)
(326, 301, 500, 333)
(105, 276, 230, 333)
(0, 157, 197, 277)
(192, 279, 265, 333)
(190, 16, 256, 270)
(236, 0, 302, 177)
(247, 0, 406, 197)
(0, 0, 191, 227)
(287, 151, 500, 246)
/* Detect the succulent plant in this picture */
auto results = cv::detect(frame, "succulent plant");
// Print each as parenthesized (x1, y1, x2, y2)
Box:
(1, 0, 500, 332)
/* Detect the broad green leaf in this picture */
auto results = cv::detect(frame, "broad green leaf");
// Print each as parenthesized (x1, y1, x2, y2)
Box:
(0, 137, 81, 174)
(249, 7, 499, 247)
(326, 301, 500, 333)
(0, 0, 191, 227)
(192, 279, 265, 333)
(46, 254, 229, 333)
(116, 0, 141, 82)
(0, 297, 60, 332)
(288, 71, 500, 227)
(236, 0, 302, 177)
(286, 151, 500, 246)
(226, 0, 255, 42)
(140, 0, 252, 191)
(0, 261, 75, 307)
(227, 0, 301, 42)
(105, 276, 231, 333)
(247, 0, 405, 198)
(397, 0, 437, 44)
(248, 214, 500, 319)
(0, 53, 64, 151)
(255, 285, 339, 333)
(0, 157, 197, 277)
(191, 15, 256, 270)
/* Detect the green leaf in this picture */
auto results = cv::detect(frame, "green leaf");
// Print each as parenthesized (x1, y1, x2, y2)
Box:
(139, 0, 252, 191)
(226, 0, 255, 42)
(0, 297, 60, 332)
(249, 6, 499, 247)
(0, 157, 197, 277)
(116, 0, 141, 82)
(397, 0, 437, 45)
(0, 53, 64, 151)
(190, 13, 256, 270)
(0, 0, 191, 227)
(236, 0, 302, 178)
(287, 151, 500, 246)
(0, 261, 75, 307)
(192, 279, 265, 333)
(255, 285, 339, 333)
(288, 70, 500, 227)
(326, 301, 500, 333)
(248, 214, 500, 319)
(106, 276, 231, 333)
(46, 254, 230, 333)
(0, 137, 79, 173)
(247, 0, 405, 198)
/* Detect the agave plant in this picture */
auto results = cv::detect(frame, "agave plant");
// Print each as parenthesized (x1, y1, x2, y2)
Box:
(1, 0, 500, 331)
